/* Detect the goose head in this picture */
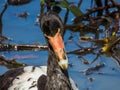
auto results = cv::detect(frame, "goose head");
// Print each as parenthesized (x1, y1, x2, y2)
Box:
(40, 11, 68, 70)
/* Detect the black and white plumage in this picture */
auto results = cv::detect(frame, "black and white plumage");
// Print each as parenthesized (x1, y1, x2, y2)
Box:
(0, 66, 47, 90)
(0, 11, 78, 90)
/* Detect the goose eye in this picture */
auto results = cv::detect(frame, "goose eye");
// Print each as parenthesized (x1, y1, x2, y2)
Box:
(42, 24, 51, 36)
(42, 20, 61, 37)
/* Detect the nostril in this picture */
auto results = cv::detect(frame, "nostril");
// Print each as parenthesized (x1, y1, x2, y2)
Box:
(63, 53, 67, 60)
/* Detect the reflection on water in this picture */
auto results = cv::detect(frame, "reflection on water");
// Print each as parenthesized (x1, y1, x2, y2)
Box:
(0, 0, 120, 90)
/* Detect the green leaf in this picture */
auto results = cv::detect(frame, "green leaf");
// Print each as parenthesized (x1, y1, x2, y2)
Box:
(59, 0, 83, 17)
(53, 6, 62, 14)
(69, 5, 83, 17)
(59, 0, 69, 8)
(40, 0, 45, 5)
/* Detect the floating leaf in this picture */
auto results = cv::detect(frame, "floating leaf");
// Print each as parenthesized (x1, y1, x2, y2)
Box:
(59, 0, 69, 8)
(69, 5, 83, 17)
(101, 36, 120, 53)
(59, 1, 83, 17)
(53, 5, 62, 13)
(40, 0, 45, 5)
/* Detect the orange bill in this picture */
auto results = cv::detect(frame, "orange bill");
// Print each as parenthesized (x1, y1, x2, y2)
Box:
(44, 28, 68, 70)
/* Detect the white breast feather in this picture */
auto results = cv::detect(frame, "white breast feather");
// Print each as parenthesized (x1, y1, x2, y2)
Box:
(8, 66, 47, 90)
(8, 66, 78, 90)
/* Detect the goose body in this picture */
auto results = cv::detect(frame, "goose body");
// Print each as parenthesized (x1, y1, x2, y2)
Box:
(0, 66, 78, 90)
(0, 11, 78, 90)
(0, 66, 46, 90)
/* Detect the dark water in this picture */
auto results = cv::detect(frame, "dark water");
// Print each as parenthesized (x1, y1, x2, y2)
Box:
(0, 0, 120, 90)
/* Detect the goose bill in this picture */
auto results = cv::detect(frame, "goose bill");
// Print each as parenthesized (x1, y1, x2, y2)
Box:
(45, 29, 68, 70)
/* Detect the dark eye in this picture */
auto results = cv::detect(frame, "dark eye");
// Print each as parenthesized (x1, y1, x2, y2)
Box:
(42, 20, 61, 37)
(42, 21, 51, 35)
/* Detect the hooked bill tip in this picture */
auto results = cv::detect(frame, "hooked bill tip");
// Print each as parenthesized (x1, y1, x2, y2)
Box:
(58, 59, 68, 70)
